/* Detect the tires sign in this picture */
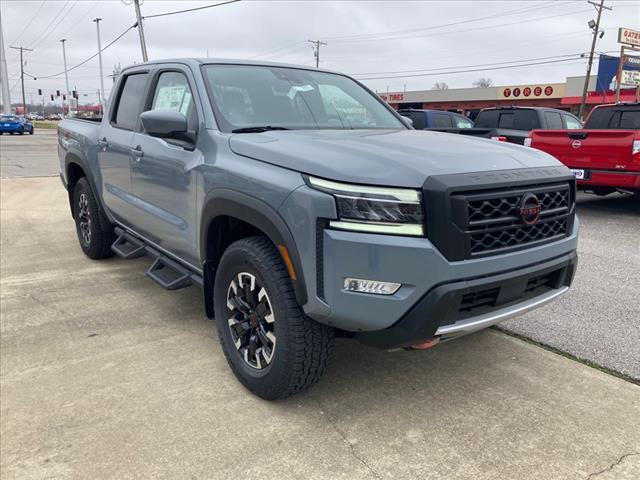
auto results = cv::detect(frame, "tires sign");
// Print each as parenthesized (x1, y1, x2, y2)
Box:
(499, 84, 560, 99)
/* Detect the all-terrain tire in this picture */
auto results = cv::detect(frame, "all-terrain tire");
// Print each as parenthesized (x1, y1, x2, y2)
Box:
(73, 177, 116, 259)
(213, 236, 334, 400)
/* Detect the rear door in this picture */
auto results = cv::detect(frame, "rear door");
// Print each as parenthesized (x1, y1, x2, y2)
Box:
(98, 69, 150, 226)
(129, 65, 203, 267)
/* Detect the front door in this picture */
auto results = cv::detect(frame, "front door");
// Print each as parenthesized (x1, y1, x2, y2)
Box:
(129, 67, 202, 268)
(98, 70, 150, 227)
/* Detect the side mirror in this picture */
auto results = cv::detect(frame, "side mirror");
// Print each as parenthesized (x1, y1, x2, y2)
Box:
(140, 110, 193, 145)
(401, 115, 414, 127)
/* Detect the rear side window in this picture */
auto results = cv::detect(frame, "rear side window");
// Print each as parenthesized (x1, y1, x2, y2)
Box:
(512, 110, 539, 130)
(474, 110, 499, 128)
(563, 115, 582, 129)
(544, 112, 563, 129)
(400, 111, 426, 129)
(585, 108, 615, 128)
(113, 73, 148, 130)
(619, 111, 640, 129)
(431, 113, 452, 128)
(498, 113, 514, 128)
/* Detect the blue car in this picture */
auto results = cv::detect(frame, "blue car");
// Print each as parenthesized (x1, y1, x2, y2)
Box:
(0, 115, 34, 135)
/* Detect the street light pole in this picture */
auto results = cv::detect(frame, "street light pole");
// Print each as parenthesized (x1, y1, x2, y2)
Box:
(93, 18, 106, 113)
(60, 39, 71, 115)
(133, 0, 148, 62)
(578, 0, 612, 120)
(0, 13, 12, 112)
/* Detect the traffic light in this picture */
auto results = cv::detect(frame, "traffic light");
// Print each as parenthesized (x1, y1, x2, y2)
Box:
(72, 90, 78, 99)
(38, 88, 42, 96)
(63, 94, 66, 101)
(50, 94, 54, 101)
(56, 90, 60, 97)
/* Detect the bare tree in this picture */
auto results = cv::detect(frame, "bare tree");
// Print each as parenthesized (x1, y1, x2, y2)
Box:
(473, 77, 494, 88)
(431, 82, 449, 90)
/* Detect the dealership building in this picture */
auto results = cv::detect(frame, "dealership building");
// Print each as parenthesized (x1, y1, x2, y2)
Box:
(377, 74, 639, 119)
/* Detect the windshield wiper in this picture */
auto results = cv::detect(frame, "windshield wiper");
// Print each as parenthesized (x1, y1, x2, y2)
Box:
(231, 126, 290, 133)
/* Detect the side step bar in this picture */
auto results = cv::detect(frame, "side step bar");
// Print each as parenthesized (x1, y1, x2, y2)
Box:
(112, 227, 203, 291)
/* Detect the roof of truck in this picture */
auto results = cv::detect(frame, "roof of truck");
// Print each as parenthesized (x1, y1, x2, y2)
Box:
(123, 57, 339, 74)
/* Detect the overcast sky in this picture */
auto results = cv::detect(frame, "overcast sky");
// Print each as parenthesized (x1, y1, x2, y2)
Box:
(2, 0, 638, 105)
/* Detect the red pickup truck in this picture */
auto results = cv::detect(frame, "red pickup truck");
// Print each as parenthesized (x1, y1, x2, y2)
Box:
(526, 103, 640, 196)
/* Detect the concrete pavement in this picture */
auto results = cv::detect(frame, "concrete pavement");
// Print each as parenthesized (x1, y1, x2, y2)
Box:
(1, 128, 59, 178)
(2, 176, 639, 479)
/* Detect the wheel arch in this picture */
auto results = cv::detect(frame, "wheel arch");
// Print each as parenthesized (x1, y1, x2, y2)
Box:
(200, 189, 308, 318)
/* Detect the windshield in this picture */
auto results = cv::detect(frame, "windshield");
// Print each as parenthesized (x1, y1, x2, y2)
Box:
(202, 64, 406, 132)
(1, 115, 19, 122)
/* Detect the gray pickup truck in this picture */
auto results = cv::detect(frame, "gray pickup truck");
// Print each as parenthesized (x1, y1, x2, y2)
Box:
(58, 59, 578, 399)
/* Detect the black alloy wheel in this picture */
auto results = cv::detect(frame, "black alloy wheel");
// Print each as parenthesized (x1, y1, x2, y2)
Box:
(226, 272, 276, 370)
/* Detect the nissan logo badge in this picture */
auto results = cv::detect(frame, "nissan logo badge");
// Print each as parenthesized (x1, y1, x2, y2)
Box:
(519, 193, 542, 225)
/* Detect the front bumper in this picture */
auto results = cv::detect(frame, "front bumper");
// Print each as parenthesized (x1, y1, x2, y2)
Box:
(357, 251, 576, 349)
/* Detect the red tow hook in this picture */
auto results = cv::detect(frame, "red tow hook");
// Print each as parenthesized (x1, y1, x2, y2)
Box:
(409, 338, 440, 350)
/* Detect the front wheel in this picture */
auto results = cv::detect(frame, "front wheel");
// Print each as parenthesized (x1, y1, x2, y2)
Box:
(73, 177, 115, 259)
(214, 236, 334, 400)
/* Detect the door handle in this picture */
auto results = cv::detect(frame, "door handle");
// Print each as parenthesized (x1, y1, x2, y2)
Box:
(97, 138, 108, 150)
(130, 146, 144, 161)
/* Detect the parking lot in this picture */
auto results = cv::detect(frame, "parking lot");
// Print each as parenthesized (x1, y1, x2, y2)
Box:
(1, 131, 639, 479)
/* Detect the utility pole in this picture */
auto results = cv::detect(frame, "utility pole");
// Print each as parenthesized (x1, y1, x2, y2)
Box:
(578, 0, 612, 120)
(93, 18, 106, 113)
(60, 39, 71, 116)
(0, 12, 12, 112)
(308, 39, 327, 68)
(133, 0, 148, 62)
(9, 45, 33, 114)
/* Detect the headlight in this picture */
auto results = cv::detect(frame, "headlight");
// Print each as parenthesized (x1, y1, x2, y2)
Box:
(307, 176, 425, 236)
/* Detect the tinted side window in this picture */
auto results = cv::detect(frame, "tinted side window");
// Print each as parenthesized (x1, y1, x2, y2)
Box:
(401, 111, 426, 129)
(563, 115, 582, 129)
(513, 110, 539, 130)
(585, 108, 614, 128)
(114, 73, 148, 130)
(474, 110, 499, 128)
(619, 111, 640, 129)
(150, 71, 197, 129)
(498, 113, 514, 128)
(432, 113, 452, 128)
(544, 112, 563, 129)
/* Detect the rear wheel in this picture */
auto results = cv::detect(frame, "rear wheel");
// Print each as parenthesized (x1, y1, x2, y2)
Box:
(73, 177, 115, 259)
(214, 236, 334, 400)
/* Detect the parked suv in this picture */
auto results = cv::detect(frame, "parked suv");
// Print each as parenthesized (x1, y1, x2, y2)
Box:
(58, 59, 579, 399)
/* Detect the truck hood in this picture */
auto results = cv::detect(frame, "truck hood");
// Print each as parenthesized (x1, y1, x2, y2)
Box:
(228, 129, 561, 187)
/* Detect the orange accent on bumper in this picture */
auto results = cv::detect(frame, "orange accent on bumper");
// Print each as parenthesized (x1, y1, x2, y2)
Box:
(278, 245, 297, 281)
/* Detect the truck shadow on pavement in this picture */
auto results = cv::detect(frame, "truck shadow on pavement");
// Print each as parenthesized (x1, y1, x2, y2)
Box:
(575, 192, 640, 216)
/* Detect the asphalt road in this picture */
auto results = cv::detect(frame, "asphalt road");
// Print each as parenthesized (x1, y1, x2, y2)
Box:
(2, 176, 639, 479)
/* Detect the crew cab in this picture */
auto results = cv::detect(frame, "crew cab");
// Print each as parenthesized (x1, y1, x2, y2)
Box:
(455, 106, 582, 145)
(398, 108, 474, 131)
(526, 103, 640, 195)
(58, 59, 579, 399)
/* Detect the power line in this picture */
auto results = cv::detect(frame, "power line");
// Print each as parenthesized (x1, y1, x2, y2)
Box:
(25, 1, 72, 49)
(355, 57, 587, 81)
(352, 53, 586, 77)
(35, 24, 137, 79)
(331, 8, 595, 44)
(9, 1, 46, 45)
(143, 0, 241, 19)
(324, 1, 568, 42)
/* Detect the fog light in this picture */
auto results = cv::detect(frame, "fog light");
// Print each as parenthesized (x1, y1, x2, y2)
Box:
(343, 277, 401, 295)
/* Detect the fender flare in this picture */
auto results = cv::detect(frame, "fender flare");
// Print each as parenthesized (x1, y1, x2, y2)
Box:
(200, 189, 308, 314)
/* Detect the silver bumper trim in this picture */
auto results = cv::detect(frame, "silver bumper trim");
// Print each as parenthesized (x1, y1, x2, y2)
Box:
(435, 286, 569, 339)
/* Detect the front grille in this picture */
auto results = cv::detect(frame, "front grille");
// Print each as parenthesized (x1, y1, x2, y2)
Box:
(453, 183, 573, 258)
